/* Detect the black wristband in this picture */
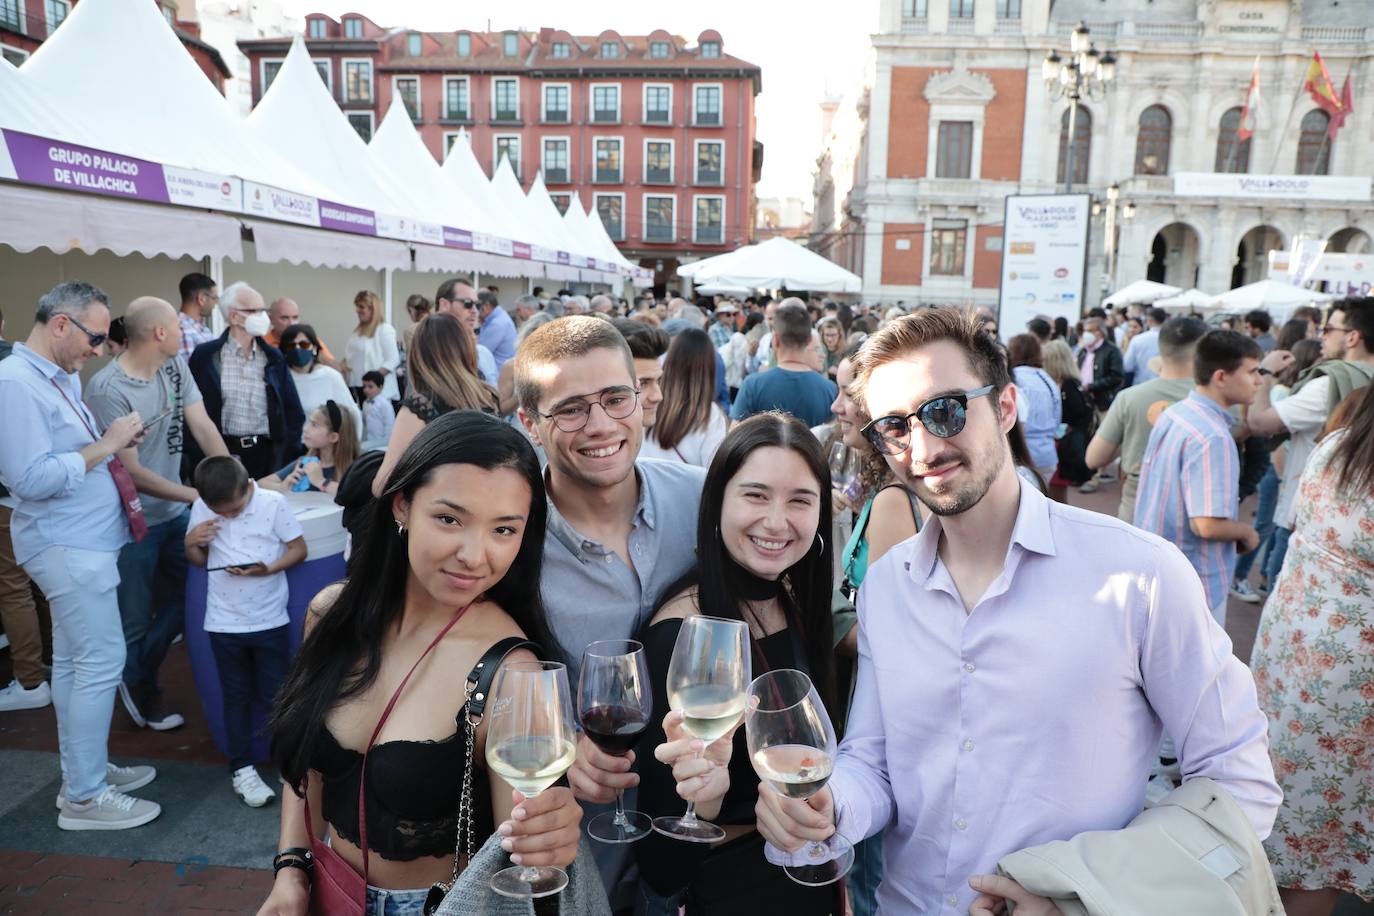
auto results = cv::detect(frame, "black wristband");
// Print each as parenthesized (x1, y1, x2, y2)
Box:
(273, 848, 314, 878)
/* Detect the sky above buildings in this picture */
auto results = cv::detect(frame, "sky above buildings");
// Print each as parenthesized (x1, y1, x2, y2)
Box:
(283, 0, 877, 202)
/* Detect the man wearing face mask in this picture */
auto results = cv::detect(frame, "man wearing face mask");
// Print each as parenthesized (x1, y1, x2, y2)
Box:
(188, 282, 305, 479)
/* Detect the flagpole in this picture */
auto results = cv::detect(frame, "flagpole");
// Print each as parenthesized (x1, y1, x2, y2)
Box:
(1267, 75, 1308, 175)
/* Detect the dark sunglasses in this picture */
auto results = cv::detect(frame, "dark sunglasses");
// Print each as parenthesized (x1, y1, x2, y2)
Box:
(65, 313, 107, 348)
(861, 385, 995, 455)
(455, 298, 478, 310)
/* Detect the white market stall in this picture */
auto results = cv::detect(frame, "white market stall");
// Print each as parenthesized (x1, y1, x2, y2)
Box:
(1102, 279, 1184, 307)
(678, 237, 861, 294)
(1206, 280, 1334, 322)
(1154, 288, 1215, 311)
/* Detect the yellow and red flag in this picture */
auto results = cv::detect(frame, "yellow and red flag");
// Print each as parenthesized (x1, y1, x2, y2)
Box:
(1327, 73, 1354, 140)
(1237, 57, 1261, 141)
(1304, 51, 1343, 116)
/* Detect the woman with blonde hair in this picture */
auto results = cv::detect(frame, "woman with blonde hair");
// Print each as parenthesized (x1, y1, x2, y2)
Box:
(1042, 338, 1094, 502)
(341, 290, 399, 403)
(371, 312, 499, 494)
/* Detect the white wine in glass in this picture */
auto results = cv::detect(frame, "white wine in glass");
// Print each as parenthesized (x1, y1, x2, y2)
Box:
(485, 660, 578, 899)
(652, 615, 751, 843)
(745, 668, 852, 886)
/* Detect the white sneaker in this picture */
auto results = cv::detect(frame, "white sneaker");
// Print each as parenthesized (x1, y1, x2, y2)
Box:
(232, 766, 276, 807)
(0, 678, 51, 712)
(56, 762, 156, 809)
(57, 786, 161, 831)
(1230, 579, 1262, 604)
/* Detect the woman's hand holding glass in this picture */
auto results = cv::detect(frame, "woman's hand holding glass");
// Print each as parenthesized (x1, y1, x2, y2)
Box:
(653, 709, 741, 822)
(496, 785, 582, 870)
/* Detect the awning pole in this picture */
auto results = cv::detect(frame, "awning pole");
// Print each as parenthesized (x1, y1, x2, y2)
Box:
(383, 267, 394, 325)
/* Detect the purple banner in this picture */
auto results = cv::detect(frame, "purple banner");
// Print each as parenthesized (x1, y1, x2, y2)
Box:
(4, 130, 170, 203)
(512, 241, 532, 260)
(318, 199, 377, 235)
(557, 251, 571, 265)
(443, 227, 474, 249)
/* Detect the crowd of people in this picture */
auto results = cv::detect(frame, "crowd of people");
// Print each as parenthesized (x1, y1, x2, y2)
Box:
(0, 276, 1371, 916)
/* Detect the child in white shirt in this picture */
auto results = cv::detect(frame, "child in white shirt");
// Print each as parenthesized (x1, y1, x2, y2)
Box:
(360, 370, 395, 451)
(184, 456, 306, 807)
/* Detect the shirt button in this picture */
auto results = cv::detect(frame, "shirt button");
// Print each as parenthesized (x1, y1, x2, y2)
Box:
(955, 818, 967, 831)
(947, 894, 958, 906)
(582, 541, 594, 551)
(963, 740, 975, 752)
(963, 662, 975, 673)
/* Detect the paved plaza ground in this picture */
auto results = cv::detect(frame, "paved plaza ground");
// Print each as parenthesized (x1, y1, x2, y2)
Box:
(1, 477, 1370, 914)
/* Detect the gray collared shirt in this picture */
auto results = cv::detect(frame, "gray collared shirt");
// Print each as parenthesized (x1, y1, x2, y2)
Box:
(541, 458, 705, 685)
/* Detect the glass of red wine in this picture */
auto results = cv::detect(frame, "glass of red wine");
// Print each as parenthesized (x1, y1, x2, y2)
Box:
(578, 639, 654, 843)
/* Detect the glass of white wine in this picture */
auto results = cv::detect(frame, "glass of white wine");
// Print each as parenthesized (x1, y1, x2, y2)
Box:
(484, 660, 578, 899)
(745, 668, 852, 886)
(651, 615, 751, 843)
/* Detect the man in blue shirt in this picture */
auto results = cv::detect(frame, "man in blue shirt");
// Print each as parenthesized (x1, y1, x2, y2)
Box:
(1122, 307, 1166, 386)
(732, 299, 838, 427)
(0, 282, 162, 831)
(476, 289, 517, 368)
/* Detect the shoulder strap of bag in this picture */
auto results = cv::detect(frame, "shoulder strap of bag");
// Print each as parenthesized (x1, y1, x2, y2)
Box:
(464, 637, 542, 723)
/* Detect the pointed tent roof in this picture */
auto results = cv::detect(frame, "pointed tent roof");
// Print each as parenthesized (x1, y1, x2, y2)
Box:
(0, 58, 97, 146)
(527, 172, 595, 263)
(1154, 288, 1215, 309)
(369, 104, 488, 233)
(1103, 279, 1183, 307)
(564, 195, 633, 273)
(18, 0, 324, 195)
(1206, 279, 1334, 311)
(678, 237, 861, 293)
(439, 131, 521, 253)
(490, 155, 562, 257)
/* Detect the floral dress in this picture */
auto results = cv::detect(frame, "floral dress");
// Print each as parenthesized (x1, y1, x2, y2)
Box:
(1250, 429, 1374, 900)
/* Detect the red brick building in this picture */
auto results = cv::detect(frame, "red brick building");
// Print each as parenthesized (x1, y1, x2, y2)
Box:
(239, 15, 763, 288)
(1, 0, 232, 93)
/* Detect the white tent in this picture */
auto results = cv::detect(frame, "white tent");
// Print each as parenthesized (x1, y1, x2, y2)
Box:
(678, 237, 861, 293)
(1102, 279, 1183, 307)
(526, 173, 603, 281)
(677, 246, 745, 278)
(1154, 288, 1214, 310)
(489, 156, 563, 263)
(1206, 280, 1334, 311)
(439, 131, 520, 257)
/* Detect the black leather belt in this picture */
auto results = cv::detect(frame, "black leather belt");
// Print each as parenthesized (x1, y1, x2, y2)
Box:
(227, 435, 271, 449)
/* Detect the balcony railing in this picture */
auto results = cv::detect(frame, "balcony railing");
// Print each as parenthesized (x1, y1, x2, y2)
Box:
(695, 227, 724, 244)
(1302, 25, 1367, 42)
(1053, 19, 1117, 38)
(1134, 21, 1202, 39)
(544, 167, 568, 183)
(645, 109, 671, 124)
(1, 7, 54, 40)
(947, 18, 976, 34)
(994, 20, 1022, 35)
(901, 17, 928, 34)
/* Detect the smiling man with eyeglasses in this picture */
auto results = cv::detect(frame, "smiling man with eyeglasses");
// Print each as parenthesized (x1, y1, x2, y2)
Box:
(754, 307, 1279, 915)
(514, 315, 705, 908)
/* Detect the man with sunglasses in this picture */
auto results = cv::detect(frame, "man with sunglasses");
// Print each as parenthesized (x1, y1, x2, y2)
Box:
(0, 281, 165, 831)
(515, 316, 704, 911)
(754, 308, 1279, 915)
(435, 277, 498, 384)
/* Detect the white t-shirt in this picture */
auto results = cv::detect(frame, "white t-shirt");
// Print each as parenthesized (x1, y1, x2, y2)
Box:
(190, 484, 304, 634)
(1273, 375, 1330, 529)
(638, 406, 730, 467)
(344, 324, 400, 398)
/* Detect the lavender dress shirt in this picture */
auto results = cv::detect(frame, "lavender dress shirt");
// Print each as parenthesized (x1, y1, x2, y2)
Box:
(822, 479, 1280, 914)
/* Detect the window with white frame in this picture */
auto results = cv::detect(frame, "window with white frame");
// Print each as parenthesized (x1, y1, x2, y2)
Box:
(456, 32, 471, 57)
(700, 41, 721, 59)
(495, 135, 521, 180)
(407, 32, 422, 57)
(949, 0, 974, 18)
(46, 0, 69, 30)
(493, 78, 519, 121)
(644, 84, 671, 124)
(307, 18, 327, 38)
(543, 138, 569, 183)
(343, 17, 362, 38)
(694, 196, 724, 244)
(645, 140, 673, 184)
(0, 0, 21, 30)
(595, 194, 624, 240)
(996, 0, 1021, 17)
(550, 40, 570, 59)
(163, 3, 176, 25)
(550, 194, 571, 215)
(343, 60, 372, 103)
(395, 76, 420, 121)
(600, 41, 620, 58)
(543, 84, 570, 122)
(346, 112, 374, 142)
(592, 85, 620, 123)
(443, 132, 466, 159)
(929, 219, 967, 275)
(595, 138, 622, 183)
(503, 31, 518, 57)
(313, 60, 331, 94)
(644, 195, 676, 242)
(695, 140, 723, 184)
(262, 59, 284, 93)
(694, 85, 721, 126)
(649, 40, 670, 59)
(935, 121, 973, 178)
(443, 77, 469, 120)
(903, 0, 929, 15)
(1, 44, 30, 66)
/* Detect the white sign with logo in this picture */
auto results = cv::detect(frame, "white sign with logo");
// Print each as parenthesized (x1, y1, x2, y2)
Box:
(1175, 172, 1371, 202)
(242, 180, 320, 227)
(998, 194, 1091, 337)
(1269, 251, 1374, 298)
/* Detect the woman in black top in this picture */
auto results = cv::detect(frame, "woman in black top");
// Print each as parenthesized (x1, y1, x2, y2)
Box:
(260, 412, 581, 916)
(636, 412, 840, 915)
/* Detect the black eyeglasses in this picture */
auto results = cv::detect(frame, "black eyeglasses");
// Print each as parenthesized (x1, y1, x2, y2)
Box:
(455, 298, 478, 310)
(65, 313, 107, 348)
(861, 385, 995, 454)
(533, 386, 639, 432)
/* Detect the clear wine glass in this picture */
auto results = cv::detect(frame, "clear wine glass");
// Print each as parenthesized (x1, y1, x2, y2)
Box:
(651, 615, 751, 843)
(745, 668, 853, 886)
(828, 441, 861, 504)
(578, 639, 654, 844)
(484, 660, 578, 899)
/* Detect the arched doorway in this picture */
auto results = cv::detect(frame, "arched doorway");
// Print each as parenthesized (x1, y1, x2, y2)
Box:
(1147, 223, 1201, 287)
(1328, 227, 1373, 254)
(1232, 225, 1284, 288)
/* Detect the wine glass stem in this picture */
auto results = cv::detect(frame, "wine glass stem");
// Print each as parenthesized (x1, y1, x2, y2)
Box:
(517, 791, 542, 883)
(613, 788, 629, 827)
(679, 747, 703, 826)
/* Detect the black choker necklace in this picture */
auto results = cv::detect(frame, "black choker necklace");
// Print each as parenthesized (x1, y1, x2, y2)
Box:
(722, 551, 781, 601)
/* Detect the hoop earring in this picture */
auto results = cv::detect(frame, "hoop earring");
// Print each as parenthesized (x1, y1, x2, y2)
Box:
(396, 519, 407, 536)
(815, 533, 825, 553)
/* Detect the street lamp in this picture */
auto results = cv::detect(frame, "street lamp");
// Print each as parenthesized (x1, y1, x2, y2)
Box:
(1044, 22, 1117, 194)
(1099, 183, 1136, 295)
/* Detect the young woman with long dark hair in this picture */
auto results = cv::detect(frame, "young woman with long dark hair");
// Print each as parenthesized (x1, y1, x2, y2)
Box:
(258, 411, 581, 916)
(639, 329, 730, 467)
(634, 413, 839, 915)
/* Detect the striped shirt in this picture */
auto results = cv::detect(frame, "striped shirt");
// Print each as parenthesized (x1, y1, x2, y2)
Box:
(179, 313, 214, 360)
(1133, 391, 1239, 608)
(220, 338, 269, 437)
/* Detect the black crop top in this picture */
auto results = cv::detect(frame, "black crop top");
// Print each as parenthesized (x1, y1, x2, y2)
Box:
(311, 721, 495, 862)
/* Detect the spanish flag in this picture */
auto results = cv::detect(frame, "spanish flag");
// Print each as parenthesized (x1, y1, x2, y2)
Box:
(1237, 57, 1261, 141)
(1304, 51, 1343, 116)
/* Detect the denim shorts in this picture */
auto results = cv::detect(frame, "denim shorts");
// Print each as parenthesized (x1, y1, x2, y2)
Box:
(365, 884, 429, 916)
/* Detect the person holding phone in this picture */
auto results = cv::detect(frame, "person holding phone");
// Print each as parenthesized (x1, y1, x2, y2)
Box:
(184, 457, 307, 807)
(87, 296, 230, 734)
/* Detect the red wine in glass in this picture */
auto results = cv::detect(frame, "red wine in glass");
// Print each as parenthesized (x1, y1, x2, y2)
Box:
(577, 639, 655, 844)
(580, 704, 650, 755)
